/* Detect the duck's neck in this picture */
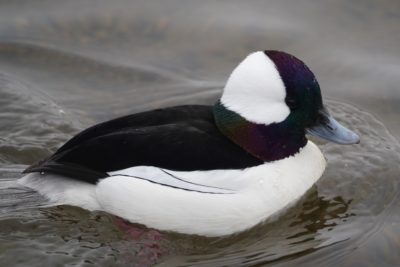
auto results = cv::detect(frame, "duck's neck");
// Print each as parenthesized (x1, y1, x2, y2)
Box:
(213, 101, 307, 162)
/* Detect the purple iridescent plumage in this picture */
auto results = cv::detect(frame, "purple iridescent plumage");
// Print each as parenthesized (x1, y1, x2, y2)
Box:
(214, 101, 307, 162)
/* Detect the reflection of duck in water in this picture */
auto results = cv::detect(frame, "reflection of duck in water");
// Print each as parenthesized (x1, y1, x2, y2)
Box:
(19, 51, 359, 236)
(155, 189, 354, 266)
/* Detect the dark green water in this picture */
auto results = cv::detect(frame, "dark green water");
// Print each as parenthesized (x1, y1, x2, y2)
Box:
(0, 1, 399, 266)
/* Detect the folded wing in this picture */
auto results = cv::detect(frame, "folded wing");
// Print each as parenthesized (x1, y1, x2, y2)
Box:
(24, 105, 262, 184)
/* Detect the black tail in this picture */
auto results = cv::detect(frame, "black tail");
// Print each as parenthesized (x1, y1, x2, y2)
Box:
(23, 160, 108, 184)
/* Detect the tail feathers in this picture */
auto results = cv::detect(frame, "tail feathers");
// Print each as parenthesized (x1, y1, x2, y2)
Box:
(23, 161, 108, 184)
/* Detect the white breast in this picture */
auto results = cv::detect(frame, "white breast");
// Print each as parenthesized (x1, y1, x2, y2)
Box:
(18, 141, 326, 237)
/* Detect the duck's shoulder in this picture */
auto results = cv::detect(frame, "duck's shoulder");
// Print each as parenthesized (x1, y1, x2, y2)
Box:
(24, 105, 263, 183)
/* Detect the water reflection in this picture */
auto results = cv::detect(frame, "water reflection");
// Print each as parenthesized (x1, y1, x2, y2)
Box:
(154, 188, 352, 267)
(288, 194, 353, 239)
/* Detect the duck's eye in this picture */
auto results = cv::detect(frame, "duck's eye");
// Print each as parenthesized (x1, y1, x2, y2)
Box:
(286, 98, 300, 110)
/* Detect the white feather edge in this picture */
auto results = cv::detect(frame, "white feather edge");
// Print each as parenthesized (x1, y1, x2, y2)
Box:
(17, 141, 326, 236)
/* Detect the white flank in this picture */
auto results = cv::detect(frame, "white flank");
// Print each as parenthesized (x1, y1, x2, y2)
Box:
(220, 51, 290, 125)
(18, 141, 326, 237)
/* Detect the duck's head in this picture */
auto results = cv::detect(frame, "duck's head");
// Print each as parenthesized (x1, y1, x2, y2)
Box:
(214, 50, 359, 162)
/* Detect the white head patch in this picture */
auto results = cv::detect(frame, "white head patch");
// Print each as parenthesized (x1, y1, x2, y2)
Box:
(220, 51, 290, 125)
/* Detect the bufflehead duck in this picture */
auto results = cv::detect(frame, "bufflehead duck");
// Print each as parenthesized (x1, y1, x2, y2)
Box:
(19, 51, 359, 237)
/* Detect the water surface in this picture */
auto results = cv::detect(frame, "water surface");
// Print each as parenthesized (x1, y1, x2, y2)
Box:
(0, 1, 399, 266)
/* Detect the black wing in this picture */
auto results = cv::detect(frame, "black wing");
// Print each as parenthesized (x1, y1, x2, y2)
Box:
(24, 105, 262, 183)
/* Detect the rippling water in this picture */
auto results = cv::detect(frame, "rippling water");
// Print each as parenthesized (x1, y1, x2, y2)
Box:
(1, 1, 399, 266)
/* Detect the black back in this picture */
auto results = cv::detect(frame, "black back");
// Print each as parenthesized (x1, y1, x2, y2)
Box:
(24, 105, 263, 184)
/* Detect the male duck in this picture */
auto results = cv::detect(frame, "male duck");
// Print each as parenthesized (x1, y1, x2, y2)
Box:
(19, 51, 359, 237)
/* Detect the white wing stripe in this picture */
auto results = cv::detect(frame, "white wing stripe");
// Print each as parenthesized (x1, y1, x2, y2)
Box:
(108, 166, 235, 194)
